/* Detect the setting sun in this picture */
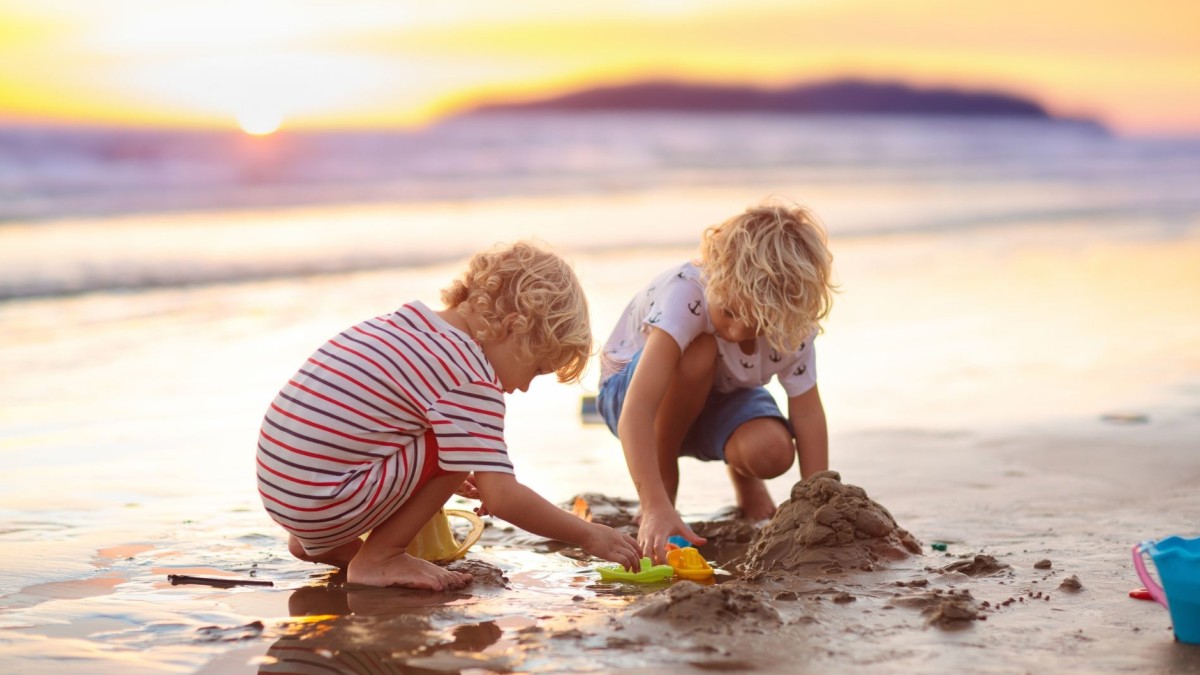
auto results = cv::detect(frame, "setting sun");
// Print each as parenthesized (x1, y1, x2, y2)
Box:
(236, 108, 283, 136)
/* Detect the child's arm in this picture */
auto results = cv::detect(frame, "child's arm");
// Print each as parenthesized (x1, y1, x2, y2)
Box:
(617, 328, 706, 562)
(472, 471, 640, 570)
(788, 385, 829, 478)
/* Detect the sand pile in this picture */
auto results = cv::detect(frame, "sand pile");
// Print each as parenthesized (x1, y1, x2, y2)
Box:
(741, 471, 922, 576)
(923, 599, 980, 628)
(631, 582, 781, 634)
(938, 554, 1011, 577)
(890, 588, 982, 628)
(447, 559, 509, 588)
(1059, 575, 1083, 591)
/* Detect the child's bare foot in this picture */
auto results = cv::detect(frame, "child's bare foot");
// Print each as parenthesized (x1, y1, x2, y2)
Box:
(289, 535, 363, 568)
(728, 467, 777, 521)
(347, 548, 473, 591)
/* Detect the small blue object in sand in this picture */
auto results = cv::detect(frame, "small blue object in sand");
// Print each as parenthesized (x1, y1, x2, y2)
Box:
(668, 535, 690, 548)
(1133, 536, 1200, 644)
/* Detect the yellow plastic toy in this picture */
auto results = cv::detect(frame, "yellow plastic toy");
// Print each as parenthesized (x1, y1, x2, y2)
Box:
(597, 556, 675, 583)
(666, 546, 715, 581)
(405, 508, 484, 563)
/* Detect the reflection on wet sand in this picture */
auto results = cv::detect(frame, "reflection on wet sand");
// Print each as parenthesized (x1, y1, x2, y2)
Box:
(253, 508, 756, 674)
(260, 582, 506, 674)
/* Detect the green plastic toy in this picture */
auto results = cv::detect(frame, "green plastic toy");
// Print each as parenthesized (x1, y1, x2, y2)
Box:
(597, 556, 675, 583)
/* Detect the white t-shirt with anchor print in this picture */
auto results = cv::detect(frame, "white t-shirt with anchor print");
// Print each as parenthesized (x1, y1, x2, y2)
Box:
(599, 261, 817, 398)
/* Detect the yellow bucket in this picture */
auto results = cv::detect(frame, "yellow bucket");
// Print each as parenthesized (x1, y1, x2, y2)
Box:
(406, 508, 484, 563)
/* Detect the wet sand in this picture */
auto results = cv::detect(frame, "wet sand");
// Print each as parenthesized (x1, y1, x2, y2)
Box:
(3, 220, 1200, 673)
(4, 430, 1199, 674)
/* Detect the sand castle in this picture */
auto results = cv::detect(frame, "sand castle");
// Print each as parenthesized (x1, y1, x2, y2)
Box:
(741, 470, 923, 577)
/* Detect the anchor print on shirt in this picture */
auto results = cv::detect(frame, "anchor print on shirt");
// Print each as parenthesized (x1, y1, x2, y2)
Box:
(793, 364, 807, 376)
(688, 300, 702, 316)
(647, 310, 663, 325)
(769, 349, 781, 363)
(740, 359, 755, 369)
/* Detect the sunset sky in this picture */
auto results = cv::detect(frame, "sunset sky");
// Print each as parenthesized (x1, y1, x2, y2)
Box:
(1, 0, 1197, 135)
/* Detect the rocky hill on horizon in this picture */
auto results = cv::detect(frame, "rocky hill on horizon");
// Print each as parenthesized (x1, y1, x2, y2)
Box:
(467, 78, 1079, 121)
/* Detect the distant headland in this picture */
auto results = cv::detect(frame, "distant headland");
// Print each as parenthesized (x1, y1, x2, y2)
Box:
(467, 79, 1086, 123)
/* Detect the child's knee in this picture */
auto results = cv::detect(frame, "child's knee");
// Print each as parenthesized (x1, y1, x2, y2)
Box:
(758, 441, 795, 478)
(748, 439, 794, 478)
(729, 420, 795, 478)
(288, 534, 317, 562)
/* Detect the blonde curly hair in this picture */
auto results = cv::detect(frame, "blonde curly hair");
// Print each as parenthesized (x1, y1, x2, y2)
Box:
(700, 202, 836, 352)
(442, 241, 592, 384)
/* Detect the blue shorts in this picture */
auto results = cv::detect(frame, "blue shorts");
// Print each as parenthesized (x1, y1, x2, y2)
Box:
(597, 349, 790, 463)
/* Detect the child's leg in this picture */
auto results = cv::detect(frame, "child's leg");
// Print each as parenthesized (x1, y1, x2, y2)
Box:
(346, 471, 474, 590)
(652, 334, 718, 503)
(288, 535, 363, 568)
(723, 418, 794, 520)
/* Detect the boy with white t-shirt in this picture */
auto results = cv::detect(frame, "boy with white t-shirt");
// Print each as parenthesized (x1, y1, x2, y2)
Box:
(597, 202, 836, 563)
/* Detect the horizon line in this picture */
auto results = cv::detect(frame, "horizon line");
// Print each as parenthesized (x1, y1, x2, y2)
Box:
(0, 75, 1178, 137)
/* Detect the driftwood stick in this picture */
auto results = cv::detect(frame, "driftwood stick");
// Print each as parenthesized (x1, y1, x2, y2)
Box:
(167, 574, 274, 588)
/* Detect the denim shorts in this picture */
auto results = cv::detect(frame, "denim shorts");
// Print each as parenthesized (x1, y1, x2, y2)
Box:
(597, 349, 790, 463)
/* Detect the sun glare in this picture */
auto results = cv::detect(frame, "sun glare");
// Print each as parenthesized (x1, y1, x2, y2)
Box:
(236, 109, 283, 136)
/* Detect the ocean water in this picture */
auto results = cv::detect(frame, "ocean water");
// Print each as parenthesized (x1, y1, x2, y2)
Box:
(2, 113, 1199, 300)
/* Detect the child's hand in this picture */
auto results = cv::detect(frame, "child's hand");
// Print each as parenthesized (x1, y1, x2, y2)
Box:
(637, 506, 706, 564)
(454, 474, 489, 516)
(582, 523, 640, 571)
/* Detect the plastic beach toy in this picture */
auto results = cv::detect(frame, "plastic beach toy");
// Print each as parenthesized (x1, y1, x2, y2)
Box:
(597, 557, 675, 584)
(667, 535, 691, 549)
(667, 546, 714, 581)
(1133, 536, 1200, 644)
(406, 508, 484, 564)
(1130, 588, 1155, 601)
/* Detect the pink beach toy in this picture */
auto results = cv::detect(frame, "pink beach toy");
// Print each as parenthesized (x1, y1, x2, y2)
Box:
(1132, 536, 1200, 644)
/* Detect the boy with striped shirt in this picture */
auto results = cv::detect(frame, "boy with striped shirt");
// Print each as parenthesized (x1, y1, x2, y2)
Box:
(257, 242, 638, 590)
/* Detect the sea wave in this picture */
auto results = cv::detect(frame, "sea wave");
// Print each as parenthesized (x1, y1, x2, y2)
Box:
(0, 113, 1171, 223)
(2, 113, 1199, 301)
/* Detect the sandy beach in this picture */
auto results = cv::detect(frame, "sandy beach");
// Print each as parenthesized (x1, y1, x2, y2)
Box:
(2, 200, 1199, 673)
(4, 0, 1200, 668)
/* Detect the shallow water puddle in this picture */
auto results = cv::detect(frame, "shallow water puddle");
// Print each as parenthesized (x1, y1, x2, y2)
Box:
(2, 576, 125, 608)
(93, 544, 155, 565)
